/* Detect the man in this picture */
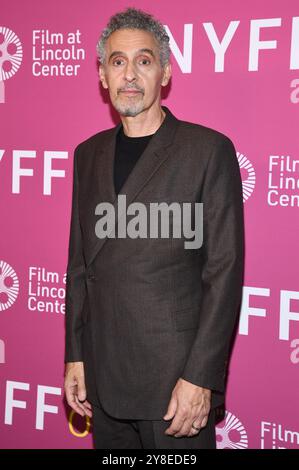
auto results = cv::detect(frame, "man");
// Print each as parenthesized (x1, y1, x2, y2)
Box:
(64, 7, 244, 449)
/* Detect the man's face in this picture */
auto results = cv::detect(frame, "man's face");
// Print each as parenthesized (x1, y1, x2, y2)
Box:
(99, 28, 171, 117)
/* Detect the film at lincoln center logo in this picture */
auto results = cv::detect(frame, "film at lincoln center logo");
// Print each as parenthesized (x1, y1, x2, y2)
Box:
(237, 151, 256, 202)
(216, 411, 249, 449)
(0, 27, 23, 103)
(0, 261, 19, 311)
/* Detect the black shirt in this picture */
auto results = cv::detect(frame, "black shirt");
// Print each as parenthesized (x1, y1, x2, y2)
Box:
(114, 125, 154, 195)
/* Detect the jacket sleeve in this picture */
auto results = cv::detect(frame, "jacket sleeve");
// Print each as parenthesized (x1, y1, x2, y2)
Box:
(64, 144, 87, 363)
(180, 136, 245, 392)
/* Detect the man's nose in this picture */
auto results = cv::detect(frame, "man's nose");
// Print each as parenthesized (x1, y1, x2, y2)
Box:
(123, 61, 137, 82)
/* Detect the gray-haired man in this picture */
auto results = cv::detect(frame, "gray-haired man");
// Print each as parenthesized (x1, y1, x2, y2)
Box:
(64, 7, 244, 449)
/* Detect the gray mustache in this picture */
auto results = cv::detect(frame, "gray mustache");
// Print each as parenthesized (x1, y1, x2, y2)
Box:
(118, 86, 144, 93)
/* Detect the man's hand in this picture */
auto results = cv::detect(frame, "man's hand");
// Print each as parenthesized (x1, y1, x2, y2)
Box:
(64, 361, 92, 418)
(163, 378, 211, 437)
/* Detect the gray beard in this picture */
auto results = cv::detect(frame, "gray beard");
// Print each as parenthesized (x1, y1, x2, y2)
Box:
(114, 99, 145, 117)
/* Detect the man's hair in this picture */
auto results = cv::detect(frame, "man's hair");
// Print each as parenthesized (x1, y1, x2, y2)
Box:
(96, 7, 171, 67)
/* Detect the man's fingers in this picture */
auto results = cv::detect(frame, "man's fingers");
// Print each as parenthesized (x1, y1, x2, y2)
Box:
(65, 382, 77, 407)
(66, 390, 91, 418)
(163, 395, 177, 421)
(65, 379, 87, 417)
(172, 408, 210, 438)
(64, 363, 90, 417)
(77, 378, 87, 402)
(186, 413, 209, 437)
(188, 427, 200, 437)
(82, 400, 92, 410)
(200, 415, 208, 428)
(65, 388, 85, 417)
(74, 395, 92, 417)
(165, 410, 187, 435)
(77, 397, 93, 417)
(175, 417, 196, 437)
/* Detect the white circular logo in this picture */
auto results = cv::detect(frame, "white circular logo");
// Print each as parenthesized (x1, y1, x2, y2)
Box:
(0, 261, 19, 311)
(237, 152, 256, 202)
(0, 26, 23, 81)
(216, 411, 248, 449)
(0, 26, 23, 103)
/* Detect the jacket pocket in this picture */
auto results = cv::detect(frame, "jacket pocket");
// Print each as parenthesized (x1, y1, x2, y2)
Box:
(173, 307, 199, 331)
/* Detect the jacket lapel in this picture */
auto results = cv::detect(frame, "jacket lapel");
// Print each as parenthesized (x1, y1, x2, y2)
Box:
(86, 105, 179, 268)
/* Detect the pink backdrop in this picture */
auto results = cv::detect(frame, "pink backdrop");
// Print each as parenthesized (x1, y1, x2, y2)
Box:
(1, 0, 298, 449)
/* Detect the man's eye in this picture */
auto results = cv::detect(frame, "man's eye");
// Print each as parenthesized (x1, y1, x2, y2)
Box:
(113, 59, 124, 66)
(139, 58, 151, 65)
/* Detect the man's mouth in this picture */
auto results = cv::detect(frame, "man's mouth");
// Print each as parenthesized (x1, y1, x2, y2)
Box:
(119, 89, 143, 95)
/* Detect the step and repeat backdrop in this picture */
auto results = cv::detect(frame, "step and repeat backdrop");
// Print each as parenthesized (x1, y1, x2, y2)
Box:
(0, 0, 298, 449)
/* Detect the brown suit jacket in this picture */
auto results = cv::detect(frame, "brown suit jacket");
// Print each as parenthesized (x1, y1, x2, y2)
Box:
(64, 105, 245, 419)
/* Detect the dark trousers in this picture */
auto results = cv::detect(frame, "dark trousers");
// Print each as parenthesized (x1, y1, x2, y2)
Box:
(92, 401, 216, 449)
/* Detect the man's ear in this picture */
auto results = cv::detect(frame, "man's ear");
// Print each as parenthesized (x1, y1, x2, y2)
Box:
(99, 65, 108, 89)
(161, 62, 172, 87)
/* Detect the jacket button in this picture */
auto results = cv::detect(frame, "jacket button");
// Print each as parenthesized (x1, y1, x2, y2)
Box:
(87, 274, 96, 281)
